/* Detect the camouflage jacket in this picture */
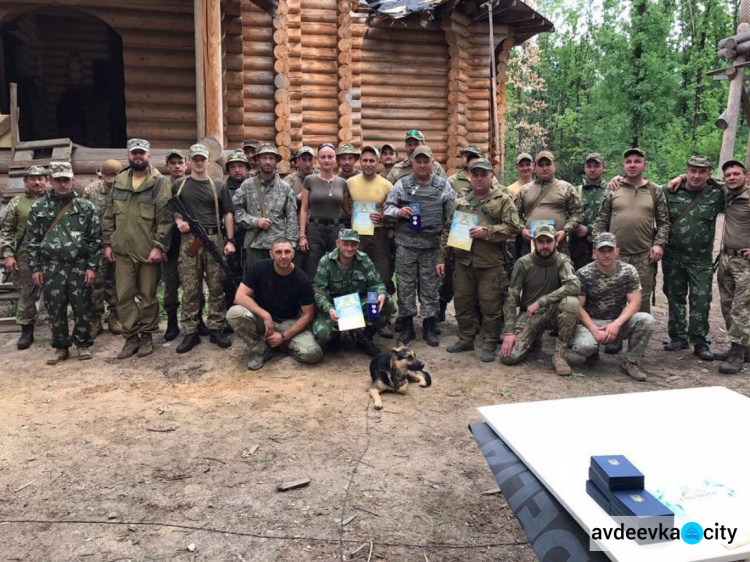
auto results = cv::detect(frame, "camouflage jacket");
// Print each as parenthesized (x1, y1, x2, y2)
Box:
(515, 178, 583, 234)
(439, 187, 521, 268)
(27, 192, 101, 272)
(312, 248, 386, 313)
(664, 180, 725, 260)
(233, 174, 299, 250)
(576, 179, 607, 234)
(0, 190, 41, 262)
(387, 158, 446, 184)
(447, 170, 508, 197)
(83, 179, 112, 220)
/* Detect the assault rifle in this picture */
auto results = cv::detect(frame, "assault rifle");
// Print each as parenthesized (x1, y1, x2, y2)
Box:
(169, 196, 237, 292)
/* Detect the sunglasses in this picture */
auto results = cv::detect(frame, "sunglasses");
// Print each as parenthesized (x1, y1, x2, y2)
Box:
(318, 143, 336, 150)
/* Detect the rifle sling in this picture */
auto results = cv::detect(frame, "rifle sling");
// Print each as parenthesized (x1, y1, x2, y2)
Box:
(43, 200, 75, 240)
(674, 185, 711, 225)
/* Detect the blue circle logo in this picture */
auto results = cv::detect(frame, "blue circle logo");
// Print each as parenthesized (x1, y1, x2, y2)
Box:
(682, 522, 703, 545)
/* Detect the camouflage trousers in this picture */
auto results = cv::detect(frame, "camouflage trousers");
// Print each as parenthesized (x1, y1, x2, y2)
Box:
(313, 295, 395, 344)
(571, 313, 655, 365)
(115, 255, 160, 339)
(454, 263, 508, 350)
(500, 296, 579, 365)
(43, 261, 92, 349)
(438, 248, 455, 305)
(717, 253, 750, 347)
(619, 251, 655, 314)
(179, 232, 227, 334)
(360, 227, 395, 295)
(306, 221, 340, 279)
(226, 305, 323, 364)
(395, 245, 440, 320)
(161, 257, 180, 314)
(662, 253, 713, 345)
(91, 254, 117, 321)
(11, 261, 41, 325)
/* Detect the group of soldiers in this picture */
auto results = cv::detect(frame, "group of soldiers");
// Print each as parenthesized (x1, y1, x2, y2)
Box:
(1, 130, 749, 379)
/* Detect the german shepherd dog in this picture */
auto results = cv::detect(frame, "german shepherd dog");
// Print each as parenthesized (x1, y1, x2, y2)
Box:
(369, 344, 432, 410)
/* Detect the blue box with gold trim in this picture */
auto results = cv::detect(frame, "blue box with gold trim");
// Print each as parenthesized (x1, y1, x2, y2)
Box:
(590, 455, 644, 491)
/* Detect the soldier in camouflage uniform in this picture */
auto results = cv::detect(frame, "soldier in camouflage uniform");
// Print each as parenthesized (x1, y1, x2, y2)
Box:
(515, 151, 583, 257)
(233, 144, 299, 270)
(572, 233, 656, 381)
(500, 224, 581, 375)
(336, 144, 362, 180)
(439, 158, 521, 363)
(593, 148, 670, 316)
(379, 143, 398, 179)
(662, 156, 724, 360)
(384, 145, 455, 346)
(242, 139, 260, 176)
(27, 162, 101, 365)
(1, 165, 49, 349)
(312, 229, 394, 357)
(715, 160, 750, 374)
(83, 159, 123, 337)
(224, 151, 251, 305)
(387, 130, 447, 184)
(173, 144, 236, 353)
(285, 146, 316, 272)
(570, 153, 607, 271)
(162, 149, 188, 341)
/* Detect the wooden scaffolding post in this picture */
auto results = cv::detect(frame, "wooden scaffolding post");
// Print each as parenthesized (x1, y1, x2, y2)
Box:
(195, 0, 224, 144)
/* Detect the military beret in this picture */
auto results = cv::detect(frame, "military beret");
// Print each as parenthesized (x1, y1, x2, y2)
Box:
(127, 138, 150, 153)
(338, 229, 361, 242)
(23, 165, 48, 177)
(687, 155, 712, 169)
(624, 147, 646, 159)
(49, 161, 74, 179)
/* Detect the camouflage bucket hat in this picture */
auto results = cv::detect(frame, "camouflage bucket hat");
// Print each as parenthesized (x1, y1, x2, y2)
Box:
(469, 158, 493, 172)
(460, 145, 484, 158)
(255, 144, 282, 162)
(189, 144, 210, 159)
(687, 155, 712, 169)
(49, 161, 74, 179)
(127, 138, 150, 153)
(23, 165, 48, 177)
(595, 232, 618, 249)
(225, 151, 251, 170)
(336, 143, 360, 158)
(405, 130, 425, 142)
(338, 229, 361, 242)
(534, 223, 556, 240)
(585, 153, 605, 164)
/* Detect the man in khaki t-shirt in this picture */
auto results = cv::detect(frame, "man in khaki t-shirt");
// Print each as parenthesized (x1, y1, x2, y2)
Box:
(507, 152, 534, 198)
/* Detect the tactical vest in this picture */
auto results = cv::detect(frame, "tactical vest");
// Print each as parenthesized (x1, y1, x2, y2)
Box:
(395, 175, 447, 239)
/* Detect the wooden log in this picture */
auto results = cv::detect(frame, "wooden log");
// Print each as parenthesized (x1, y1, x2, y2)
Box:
(224, 71, 243, 89)
(362, 108, 448, 121)
(123, 50, 194, 69)
(243, 42, 274, 57)
(126, 88, 196, 106)
(125, 67, 195, 86)
(126, 104, 197, 122)
(244, 70, 276, 85)
(225, 124, 244, 140)
(302, 8, 338, 23)
(301, 59, 338, 73)
(360, 74, 446, 88)
(243, 84, 276, 97)
(304, 111, 339, 124)
(244, 113, 277, 126)
(242, 126, 276, 140)
(242, 10, 274, 25)
(719, 48, 738, 60)
(225, 106, 244, 125)
(127, 121, 197, 141)
(226, 35, 243, 54)
(242, 27, 273, 42)
(302, 123, 340, 136)
(225, 90, 244, 107)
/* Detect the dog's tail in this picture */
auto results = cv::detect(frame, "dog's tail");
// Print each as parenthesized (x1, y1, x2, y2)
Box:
(420, 370, 432, 388)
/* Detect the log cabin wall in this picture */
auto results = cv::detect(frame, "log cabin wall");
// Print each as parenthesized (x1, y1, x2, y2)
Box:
(223, 0, 245, 147)
(241, 1, 276, 145)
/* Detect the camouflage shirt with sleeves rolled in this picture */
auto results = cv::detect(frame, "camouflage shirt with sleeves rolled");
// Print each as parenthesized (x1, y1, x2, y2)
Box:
(312, 248, 386, 313)
(576, 260, 641, 320)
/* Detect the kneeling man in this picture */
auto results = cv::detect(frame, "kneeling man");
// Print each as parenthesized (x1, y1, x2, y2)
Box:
(227, 237, 322, 370)
(571, 233, 656, 381)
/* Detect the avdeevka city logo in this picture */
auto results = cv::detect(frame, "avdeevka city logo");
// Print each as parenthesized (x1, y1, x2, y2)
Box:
(682, 522, 703, 545)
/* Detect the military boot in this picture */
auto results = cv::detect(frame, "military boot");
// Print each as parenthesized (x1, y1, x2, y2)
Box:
(47, 348, 70, 365)
(693, 343, 714, 361)
(719, 343, 746, 375)
(108, 314, 123, 335)
(437, 299, 448, 323)
(394, 316, 406, 333)
(76, 346, 92, 361)
(553, 341, 572, 376)
(90, 317, 104, 339)
(397, 317, 416, 345)
(209, 329, 232, 348)
(176, 333, 201, 354)
(164, 311, 180, 341)
(117, 335, 141, 359)
(197, 317, 210, 336)
(137, 333, 154, 357)
(16, 324, 34, 350)
(422, 317, 439, 347)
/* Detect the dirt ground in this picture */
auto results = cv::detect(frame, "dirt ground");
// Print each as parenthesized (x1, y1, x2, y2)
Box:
(2, 260, 749, 562)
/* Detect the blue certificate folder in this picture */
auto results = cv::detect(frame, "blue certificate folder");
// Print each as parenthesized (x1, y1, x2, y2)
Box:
(590, 455, 645, 490)
(611, 490, 674, 521)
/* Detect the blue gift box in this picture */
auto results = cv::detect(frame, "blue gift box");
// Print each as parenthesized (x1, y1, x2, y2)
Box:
(611, 490, 673, 520)
(586, 479, 612, 515)
(591, 455, 645, 491)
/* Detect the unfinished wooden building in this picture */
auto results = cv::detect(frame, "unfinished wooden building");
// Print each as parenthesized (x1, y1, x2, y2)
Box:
(0, 0, 552, 175)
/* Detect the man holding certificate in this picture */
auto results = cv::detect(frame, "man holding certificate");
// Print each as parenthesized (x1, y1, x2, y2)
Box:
(438, 159, 521, 363)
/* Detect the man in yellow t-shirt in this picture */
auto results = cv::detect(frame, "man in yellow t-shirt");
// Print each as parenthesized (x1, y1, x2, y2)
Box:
(507, 153, 534, 198)
(345, 145, 395, 297)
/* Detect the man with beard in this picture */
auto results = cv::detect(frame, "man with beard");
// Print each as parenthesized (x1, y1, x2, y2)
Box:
(379, 143, 398, 179)
(570, 153, 608, 270)
(336, 144, 361, 180)
(173, 144, 236, 353)
(242, 139, 260, 176)
(1, 165, 50, 349)
(386, 130, 446, 184)
(224, 151, 251, 305)
(103, 139, 173, 359)
(233, 144, 298, 271)
(500, 224, 581, 375)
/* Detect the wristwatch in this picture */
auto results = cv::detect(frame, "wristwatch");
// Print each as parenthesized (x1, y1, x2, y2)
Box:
(227, 237, 236, 244)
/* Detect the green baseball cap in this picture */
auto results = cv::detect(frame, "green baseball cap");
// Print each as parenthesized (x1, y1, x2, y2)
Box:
(516, 153, 533, 164)
(534, 223, 556, 240)
(405, 130, 425, 142)
(296, 146, 315, 158)
(594, 232, 618, 249)
(189, 144, 210, 159)
(411, 145, 433, 159)
(165, 149, 185, 163)
(460, 145, 484, 158)
(585, 153, 605, 164)
(338, 229, 361, 242)
(243, 139, 260, 149)
(381, 143, 398, 154)
(624, 147, 646, 159)
(722, 159, 747, 172)
(468, 158, 493, 172)
(127, 138, 150, 153)
(23, 165, 48, 177)
(49, 161, 74, 179)
(687, 155, 712, 169)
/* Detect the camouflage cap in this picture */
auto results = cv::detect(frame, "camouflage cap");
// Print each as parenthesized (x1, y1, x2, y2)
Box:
(535, 150, 555, 164)
(338, 228, 361, 242)
(99, 159, 123, 181)
(405, 130, 425, 142)
(256, 143, 282, 162)
(624, 147, 646, 159)
(460, 145, 484, 158)
(225, 151, 251, 170)
(296, 146, 315, 158)
(361, 145, 380, 158)
(585, 153, 605, 164)
(687, 155, 712, 169)
(534, 223, 556, 240)
(165, 149, 185, 162)
(49, 161, 74, 179)
(336, 143, 360, 158)
(722, 159, 747, 172)
(127, 138, 150, 153)
(189, 144, 210, 159)
(23, 165, 48, 177)
(594, 232, 618, 249)
(243, 139, 260, 149)
(468, 158, 493, 172)
(411, 145, 433, 159)
(380, 143, 398, 154)
(516, 152, 533, 164)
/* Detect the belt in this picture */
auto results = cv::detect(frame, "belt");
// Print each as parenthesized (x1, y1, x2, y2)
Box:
(724, 248, 746, 257)
(202, 227, 219, 235)
(309, 218, 343, 226)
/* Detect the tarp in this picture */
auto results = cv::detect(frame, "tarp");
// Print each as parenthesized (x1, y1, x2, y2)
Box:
(357, 0, 449, 20)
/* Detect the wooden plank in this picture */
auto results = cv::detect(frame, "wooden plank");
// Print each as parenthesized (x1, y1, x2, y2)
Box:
(276, 478, 310, 491)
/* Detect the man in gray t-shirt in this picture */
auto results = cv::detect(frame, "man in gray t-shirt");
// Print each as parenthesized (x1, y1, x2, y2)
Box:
(571, 232, 656, 381)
